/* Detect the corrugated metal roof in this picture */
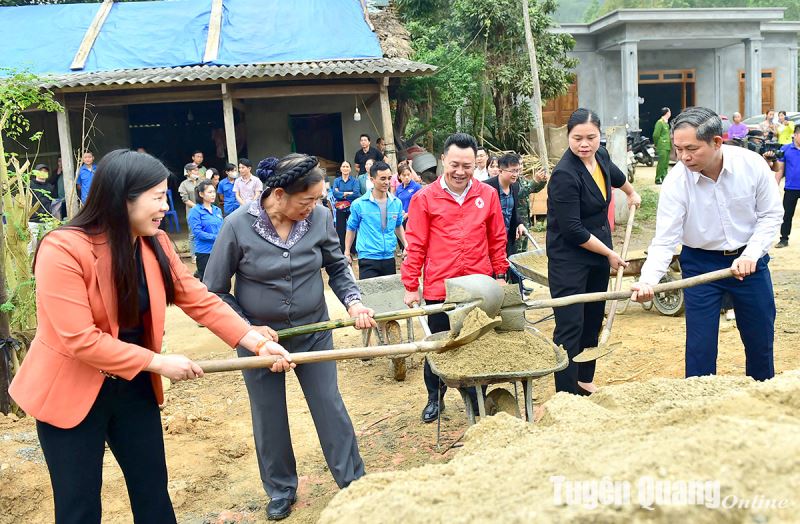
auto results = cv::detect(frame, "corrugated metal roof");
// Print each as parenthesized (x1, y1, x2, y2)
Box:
(41, 58, 436, 90)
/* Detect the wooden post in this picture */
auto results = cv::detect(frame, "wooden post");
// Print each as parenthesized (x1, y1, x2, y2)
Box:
(55, 95, 80, 218)
(379, 78, 397, 173)
(521, 0, 550, 176)
(70, 0, 115, 71)
(221, 84, 238, 165)
(203, 0, 224, 63)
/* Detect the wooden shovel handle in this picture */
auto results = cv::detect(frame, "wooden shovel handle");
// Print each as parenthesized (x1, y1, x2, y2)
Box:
(197, 340, 441, 373)
(528, 267, 734, 310)
(599, 205, 636, 344)
(275, 303, 454, 339)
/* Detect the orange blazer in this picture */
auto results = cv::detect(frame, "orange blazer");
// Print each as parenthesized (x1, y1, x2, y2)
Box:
(10, 229, 250, 429)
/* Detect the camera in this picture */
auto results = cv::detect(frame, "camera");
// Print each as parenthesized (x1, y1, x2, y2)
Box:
(761, 142, 784, 160)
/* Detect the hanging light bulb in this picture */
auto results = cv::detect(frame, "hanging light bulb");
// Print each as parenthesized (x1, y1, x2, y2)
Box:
(353, 107, 361, 122)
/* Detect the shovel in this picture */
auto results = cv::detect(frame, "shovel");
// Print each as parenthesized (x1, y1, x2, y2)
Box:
(573, 205, 636, 363)
(275, 274, 504, 340)
(197, 318, 501, 373)
(520, 227, 545, 256)
(497, 267, 736, 332)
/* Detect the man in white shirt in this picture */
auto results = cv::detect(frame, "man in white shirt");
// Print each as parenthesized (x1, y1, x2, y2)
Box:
(473, 147, 490, 182)
(631, 107, 783, 381)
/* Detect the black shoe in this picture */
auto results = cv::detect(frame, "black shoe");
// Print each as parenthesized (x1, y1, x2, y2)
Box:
(576, 385, 593, 396)
(776, 240, 789, 248)
(267, 496, 296, 520)
(421, 399, 445, 423)
(655, 179, 663, 185)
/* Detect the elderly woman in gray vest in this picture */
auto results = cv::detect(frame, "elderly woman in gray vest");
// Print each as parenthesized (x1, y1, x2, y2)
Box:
(203, 154, 376, 521)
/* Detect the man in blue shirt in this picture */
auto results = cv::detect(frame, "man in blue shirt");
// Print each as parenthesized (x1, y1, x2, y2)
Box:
(344, 161, 407, 279)
(484, 153, 525, 257)
(76, 150, 96, 203)
(775, 126, 800, 248)
(218, 162, 239, 216)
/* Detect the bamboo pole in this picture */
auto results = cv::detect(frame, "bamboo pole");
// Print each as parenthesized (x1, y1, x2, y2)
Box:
(0, 110, 13, 413)
(276, 303, 456, 339)
(521, 0, 550, 176)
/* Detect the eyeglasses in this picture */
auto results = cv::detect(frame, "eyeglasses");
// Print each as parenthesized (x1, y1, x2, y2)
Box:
(501, 169, 522, 175)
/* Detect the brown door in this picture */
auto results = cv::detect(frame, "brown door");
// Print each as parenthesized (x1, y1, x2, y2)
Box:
(738, 70, 775, 117)
(542, 80, 578, 126)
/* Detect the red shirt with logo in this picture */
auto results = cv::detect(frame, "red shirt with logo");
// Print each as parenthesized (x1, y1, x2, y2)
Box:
(401, 178, 508, 300)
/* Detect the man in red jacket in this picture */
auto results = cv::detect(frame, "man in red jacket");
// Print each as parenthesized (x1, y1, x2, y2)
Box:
(401, 132, 508, 423)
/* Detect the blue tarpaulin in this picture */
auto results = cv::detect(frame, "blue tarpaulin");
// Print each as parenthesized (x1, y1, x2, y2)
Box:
(0, 0, 382, 75)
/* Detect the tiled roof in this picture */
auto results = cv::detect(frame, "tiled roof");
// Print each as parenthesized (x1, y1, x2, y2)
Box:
(41, 58, 436, 89)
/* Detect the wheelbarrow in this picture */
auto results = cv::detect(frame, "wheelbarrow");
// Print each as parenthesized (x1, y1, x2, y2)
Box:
(356, 274, 418, 381)
(426, 325, 568, 428)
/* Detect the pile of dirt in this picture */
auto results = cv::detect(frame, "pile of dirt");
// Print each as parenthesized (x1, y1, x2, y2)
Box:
(319, 371, 800, 523)
(430, 328, 558, 379)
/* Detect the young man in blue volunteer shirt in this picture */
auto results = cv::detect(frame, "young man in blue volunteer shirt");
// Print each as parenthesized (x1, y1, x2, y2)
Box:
(218, 162, 239, 216)
(344, 161, 408, 279)
(773, 125, 800, 248)
(76, 150, 96, 203)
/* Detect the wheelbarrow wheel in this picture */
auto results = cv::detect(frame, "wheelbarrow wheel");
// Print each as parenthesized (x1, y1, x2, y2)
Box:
(484, 389, 520, 418)
(384, 320, 407, 381)
(653, 273, 685, 316)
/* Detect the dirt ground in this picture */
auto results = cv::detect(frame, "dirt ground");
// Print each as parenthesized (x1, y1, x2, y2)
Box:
(1, 167, 799, 523)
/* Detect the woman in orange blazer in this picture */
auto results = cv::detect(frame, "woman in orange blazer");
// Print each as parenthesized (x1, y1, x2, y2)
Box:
(10, 149, 294, 524)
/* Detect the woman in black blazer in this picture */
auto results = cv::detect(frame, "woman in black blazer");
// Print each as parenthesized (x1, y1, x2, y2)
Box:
(546, 108, 641, 395)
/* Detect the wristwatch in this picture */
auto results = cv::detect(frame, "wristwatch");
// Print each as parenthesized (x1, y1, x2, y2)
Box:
(495, 273, 507, 280)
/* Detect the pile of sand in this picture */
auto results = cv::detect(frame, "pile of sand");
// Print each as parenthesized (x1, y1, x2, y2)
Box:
(320, 372, 800, 523)
(511, 251, 548, 277)
(429, 329, 558, 379)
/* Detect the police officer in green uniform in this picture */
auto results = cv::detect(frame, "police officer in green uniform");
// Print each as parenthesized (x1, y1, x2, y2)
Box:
(653, 107, 672, 184)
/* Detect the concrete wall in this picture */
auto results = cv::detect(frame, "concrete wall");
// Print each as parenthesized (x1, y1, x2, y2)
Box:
(244, 94, 384, 169)
(570, 47, 625, 128)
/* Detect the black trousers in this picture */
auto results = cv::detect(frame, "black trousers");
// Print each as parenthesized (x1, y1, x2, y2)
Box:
(335, 208, 353, 254)
(195, 252, 210, 282)
(549, 259, 610, 394)
(779, 189, 800, 242)
(422, 300, 485, 404)
(358, 258, 396, 279)
(36, 373, 175, 524)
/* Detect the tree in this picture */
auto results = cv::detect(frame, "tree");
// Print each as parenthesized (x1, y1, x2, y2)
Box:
(395, 0, 576, 154)
(0, 70, 62, 413)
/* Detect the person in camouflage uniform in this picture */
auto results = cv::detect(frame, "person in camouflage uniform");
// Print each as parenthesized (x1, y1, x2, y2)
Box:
(514, 171, 548, 252)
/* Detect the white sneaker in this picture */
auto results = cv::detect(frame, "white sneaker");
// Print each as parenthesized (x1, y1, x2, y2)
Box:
(725, 309, 736, 322)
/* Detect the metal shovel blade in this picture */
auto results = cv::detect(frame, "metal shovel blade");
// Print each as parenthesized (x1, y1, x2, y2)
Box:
(572, 342, 623, 363)
(443, 274, 504, 335)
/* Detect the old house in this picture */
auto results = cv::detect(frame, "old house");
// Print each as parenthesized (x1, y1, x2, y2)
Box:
(1, 0, 434, 216)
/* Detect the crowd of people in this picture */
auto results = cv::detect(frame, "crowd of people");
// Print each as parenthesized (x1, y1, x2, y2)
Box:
(9, 104, 792, 522)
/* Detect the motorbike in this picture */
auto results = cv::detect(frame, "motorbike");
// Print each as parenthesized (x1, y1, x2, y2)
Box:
(627, 133, 656, 167)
